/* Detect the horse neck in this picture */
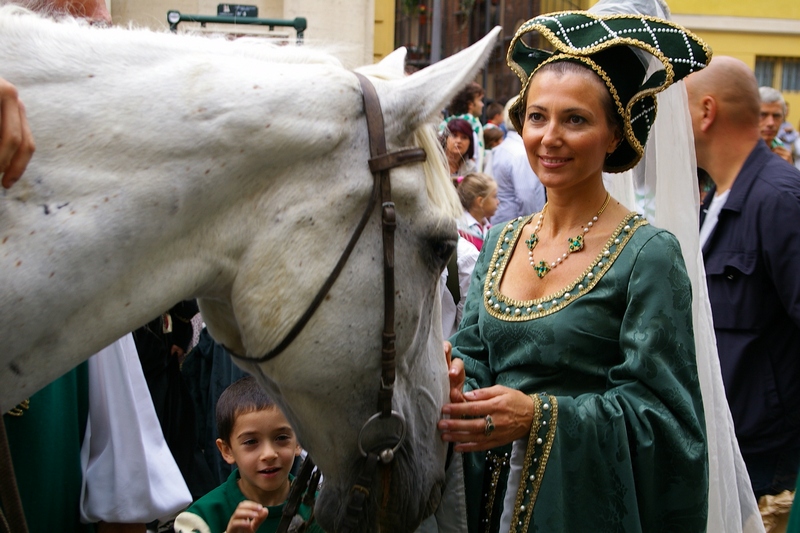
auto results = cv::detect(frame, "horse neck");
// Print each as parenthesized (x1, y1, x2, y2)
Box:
(0, 13, 357, 362)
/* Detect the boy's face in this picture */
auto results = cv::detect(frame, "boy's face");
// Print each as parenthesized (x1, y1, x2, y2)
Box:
(216, 408, 302, 506)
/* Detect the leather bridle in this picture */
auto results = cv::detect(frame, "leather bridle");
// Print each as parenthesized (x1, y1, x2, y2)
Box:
(229, 72, 428, 532)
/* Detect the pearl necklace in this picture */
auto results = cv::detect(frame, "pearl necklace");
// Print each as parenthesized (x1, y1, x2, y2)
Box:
(525, 192, 611, 279)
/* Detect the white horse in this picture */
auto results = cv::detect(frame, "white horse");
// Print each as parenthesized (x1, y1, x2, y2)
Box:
(0, 7, 499, 532)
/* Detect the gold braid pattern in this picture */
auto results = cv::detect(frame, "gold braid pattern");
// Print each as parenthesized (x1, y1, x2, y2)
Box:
(482, 451, 511, 533)
(509, 393, 558, 533)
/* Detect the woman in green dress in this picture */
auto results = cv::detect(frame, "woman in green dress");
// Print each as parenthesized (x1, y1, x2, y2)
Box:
(437, 12, 712, 533)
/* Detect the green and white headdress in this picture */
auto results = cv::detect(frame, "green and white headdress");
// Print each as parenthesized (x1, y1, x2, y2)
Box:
(507, 11, 711, 172)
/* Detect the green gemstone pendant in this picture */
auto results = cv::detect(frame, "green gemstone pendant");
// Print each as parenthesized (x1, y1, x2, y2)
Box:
(525, 234, 539, 251)
(568, 235, 584, 253)
(534, 261, 550, 278)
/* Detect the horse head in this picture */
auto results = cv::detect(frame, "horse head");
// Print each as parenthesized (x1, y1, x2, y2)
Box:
(0, 8, 498, 531)
(200, 31, 500, 532)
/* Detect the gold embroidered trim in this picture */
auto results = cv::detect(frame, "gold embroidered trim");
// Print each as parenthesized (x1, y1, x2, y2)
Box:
(5, 399, 30, 417)
(509, 393, 558, 533)
(507, 11, 712, 90)
(484, 212, 648, 321)
(483, 451, 510, 533)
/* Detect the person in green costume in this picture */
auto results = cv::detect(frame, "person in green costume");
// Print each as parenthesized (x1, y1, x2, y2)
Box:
(789, 470, 800, 533)
(437, 11, 712, 533)
(174, 377, 323, 533)
(3, 364, 93, 533)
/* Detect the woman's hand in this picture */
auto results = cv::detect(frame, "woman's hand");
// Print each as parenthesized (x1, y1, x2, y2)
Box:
(438, 378, 535, 452)
(226, 500, 269, 533)
(0, 78, 35, 189)
(444, 342, 468, 404)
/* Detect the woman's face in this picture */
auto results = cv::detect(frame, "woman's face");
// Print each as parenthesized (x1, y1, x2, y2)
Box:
(521, 69, 620, 192)
(446, 131, 471, 157)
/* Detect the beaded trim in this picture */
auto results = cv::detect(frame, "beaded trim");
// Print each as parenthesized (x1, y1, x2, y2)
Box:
(482, 450, 511, 533)
(5, 399, 30, 417)
(483, 212, 648, 320)
(509, 393, 558, 533)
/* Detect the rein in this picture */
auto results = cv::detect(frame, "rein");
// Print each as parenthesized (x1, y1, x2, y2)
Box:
(229, 72, 427, 533)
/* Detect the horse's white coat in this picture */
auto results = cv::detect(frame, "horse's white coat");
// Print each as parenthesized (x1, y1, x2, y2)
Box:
(0, 7, 499, 531)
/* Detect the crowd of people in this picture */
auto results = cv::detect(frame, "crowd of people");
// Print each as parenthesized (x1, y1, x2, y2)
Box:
(3, 1, 800, 533)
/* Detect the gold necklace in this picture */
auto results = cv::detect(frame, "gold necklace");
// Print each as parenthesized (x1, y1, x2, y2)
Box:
(525, 192, 611, 279)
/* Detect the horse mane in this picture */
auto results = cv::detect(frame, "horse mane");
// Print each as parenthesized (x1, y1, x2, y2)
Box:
(356, 62, 461, 220)
(414, 125, 463, 220)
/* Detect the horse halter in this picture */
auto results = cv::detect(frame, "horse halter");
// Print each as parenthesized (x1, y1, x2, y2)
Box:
(230, 72, 428, 532)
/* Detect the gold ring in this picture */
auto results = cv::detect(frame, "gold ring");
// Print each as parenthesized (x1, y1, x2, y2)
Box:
(484, 415, 495, 437)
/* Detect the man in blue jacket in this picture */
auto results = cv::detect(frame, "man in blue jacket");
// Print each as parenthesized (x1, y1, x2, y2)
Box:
(686, 56, 800, 525)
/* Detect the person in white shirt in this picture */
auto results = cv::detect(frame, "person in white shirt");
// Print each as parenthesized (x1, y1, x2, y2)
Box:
(490, 98, 546, 225)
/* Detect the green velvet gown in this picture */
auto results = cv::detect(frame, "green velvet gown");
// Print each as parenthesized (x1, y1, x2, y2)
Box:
(451, 212, 709, 533)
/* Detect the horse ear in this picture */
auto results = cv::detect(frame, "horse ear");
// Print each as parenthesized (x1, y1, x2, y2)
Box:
(378, 46, 408, 77)
(374, 26, 501, 137)
(354, 46, 409, 80)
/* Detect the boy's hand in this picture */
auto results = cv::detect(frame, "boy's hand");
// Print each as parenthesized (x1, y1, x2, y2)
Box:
(226, 500, 269, 533)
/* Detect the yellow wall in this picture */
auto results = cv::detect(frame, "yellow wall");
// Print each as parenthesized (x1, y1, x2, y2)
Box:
(542, 0, 593, 13)
(695, 31, 799, 63)
(668, 0, 800, 19)
(668, 0, 800, 126)
(373, 0, 395, 61)
(694, 30, 800, 126)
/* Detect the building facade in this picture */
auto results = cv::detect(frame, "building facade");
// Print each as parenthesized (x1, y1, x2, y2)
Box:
(393, 0, 591, 104)
(99, 0, 800, 122)
(392, 0, 800, 117)
(109, 0, 376, 69)
(670, 0, 800, 123)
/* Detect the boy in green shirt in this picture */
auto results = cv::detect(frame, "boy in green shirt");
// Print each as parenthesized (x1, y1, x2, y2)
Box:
(174, 377, 322, 533)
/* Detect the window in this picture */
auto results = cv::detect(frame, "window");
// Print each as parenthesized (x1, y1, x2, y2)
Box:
(755, 56, 800, 92)
(755, 57, 776, 87)
(782, 58, 800, 92)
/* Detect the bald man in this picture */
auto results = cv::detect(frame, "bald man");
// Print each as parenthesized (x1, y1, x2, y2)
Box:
(685, 56, 800, 520)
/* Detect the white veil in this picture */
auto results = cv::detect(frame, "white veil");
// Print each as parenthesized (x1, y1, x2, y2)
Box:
(589, 0, 765, 531)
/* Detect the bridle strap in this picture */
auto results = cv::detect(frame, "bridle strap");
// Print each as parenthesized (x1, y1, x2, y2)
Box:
(276, 455, 318, 533)
(355, 71, 398, 418)
(338, 453, 379, 533)
(229, 79, 425, 367)
(230, 180, 376, 364)
(272, 72, 426, 533)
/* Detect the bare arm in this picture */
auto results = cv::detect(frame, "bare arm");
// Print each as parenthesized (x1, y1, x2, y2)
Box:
(0, 78, 35, 189)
